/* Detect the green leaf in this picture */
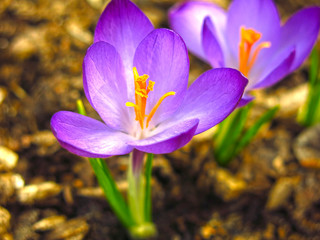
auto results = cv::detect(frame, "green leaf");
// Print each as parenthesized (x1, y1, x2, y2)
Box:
(76, 99, 87, 116)
(89, 157, 134, 228)
(76, 99, 134, 228)
(298, 47, 320, 126)
(235, 105, 279, 154)
(214, 103, 252, 165)
(310, 48, 319, 85)
(127, 153, 144, 225)
(144, 153, 153, 222)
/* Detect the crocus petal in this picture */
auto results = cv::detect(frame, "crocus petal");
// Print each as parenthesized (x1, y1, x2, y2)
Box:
(129, 119, 199, 154)
(172, 68, 248, 135)
(252, 49, 295, 89)
(94, 0, 154, 88)
(83, 42, 131, 132)
(226, 0, 280, 59)
(169, 1, 226, 60)
(238, 94, 254, 108)
(51, 111, 134, 158)
(279, 7, 320, 71)
(202, 17, 224, 68)
(133, 29, 189, 127)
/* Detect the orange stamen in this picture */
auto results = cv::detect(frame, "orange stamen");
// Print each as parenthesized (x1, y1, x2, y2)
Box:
(146, 91, 175, 128)
(126, 67, 175, 129)
(238, 26, 271, 77)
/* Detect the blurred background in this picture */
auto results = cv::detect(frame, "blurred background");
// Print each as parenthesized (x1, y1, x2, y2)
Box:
(0, 0, 320, 239)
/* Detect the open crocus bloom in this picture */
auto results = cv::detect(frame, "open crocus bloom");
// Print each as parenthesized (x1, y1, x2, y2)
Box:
(50, 0, 247, 158)
(169, 0, 320, 106)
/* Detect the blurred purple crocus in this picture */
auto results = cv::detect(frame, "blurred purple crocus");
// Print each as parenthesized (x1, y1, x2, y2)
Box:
(50, 0, 248, 159)
(169, 0, 320, 106)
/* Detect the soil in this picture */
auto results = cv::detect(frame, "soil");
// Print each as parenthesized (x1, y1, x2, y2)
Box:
(1, 0, 320, 239)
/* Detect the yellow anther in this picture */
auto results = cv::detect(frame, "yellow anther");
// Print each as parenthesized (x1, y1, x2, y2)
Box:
(126, 102, 137, 108)
(147, 81, 155, 92)
(126, 67, 175, 129)
(135, 88, 148, 98)
(146, 91, 176, 128)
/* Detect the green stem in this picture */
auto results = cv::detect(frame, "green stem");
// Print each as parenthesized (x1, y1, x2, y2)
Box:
(128, 149, 145, 225)
(128, 150, 157, 239)
(89, 157, 134, 228)
(77, 99, 156, 238)
(76, 99, 134, 228)
(144, 153, 153, 222)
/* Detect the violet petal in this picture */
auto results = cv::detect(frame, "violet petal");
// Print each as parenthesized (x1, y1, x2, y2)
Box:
(226, 0, 280, 59)
(94, 0, 154, 85)
(169, 1, 226, 61)
(252, 49, 295, 89)
(51, 111, 133, 158)
(83, 42, 131, 132)
(238, 94, 255, 108)
(133, 29, 189, 127)
(279, 7, 320, 71)
(202, 17, 225, 68)
(128, 119, 199, 154)
(172, 68, 248, 135)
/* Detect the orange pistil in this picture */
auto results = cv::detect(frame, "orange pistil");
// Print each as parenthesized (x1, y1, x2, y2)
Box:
(126, 67, 175, 129)
(239, 26, 271, 77)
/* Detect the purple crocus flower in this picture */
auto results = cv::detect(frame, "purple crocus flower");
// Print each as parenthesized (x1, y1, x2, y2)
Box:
(50, 0, 248, 158)
(169, 0, 320, 106)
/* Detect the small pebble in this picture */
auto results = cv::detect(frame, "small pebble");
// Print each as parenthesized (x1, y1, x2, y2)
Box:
(76, 187, 104, 199)
(0, 86, 7, 104)
(293, 124, 320, 169)
(0, 206, 11, 235)
(10, 34, 37, 60)
(0, 146, 18, 171)
(31, 131, 57, 147)
(32, 215, 67, 232)
(17, 182, 62, 205)
(45, 218, 89, 240)
(266, 176, 301, 210)
(66, 21, 93, 45)
(14, 209, 41, 240)
(1, 233, 13, 240)
(0, 173, 24, 204)
(212, 168, 247, 201)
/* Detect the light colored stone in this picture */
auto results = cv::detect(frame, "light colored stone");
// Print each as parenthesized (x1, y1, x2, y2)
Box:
(266, 176, 300, 210)
(294, 124, 320, 169)
(66, 21, 93, 45)
(0, 146, 18, 171)
(17, 182, 62, 205)
(0, 173, 24, 204)
(0, 87, 7, 105)
(213, 168, 247, 201)
(45, 218, 89, 240)
(0, 206, 10, 235)
(32, 215, 67, 232)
